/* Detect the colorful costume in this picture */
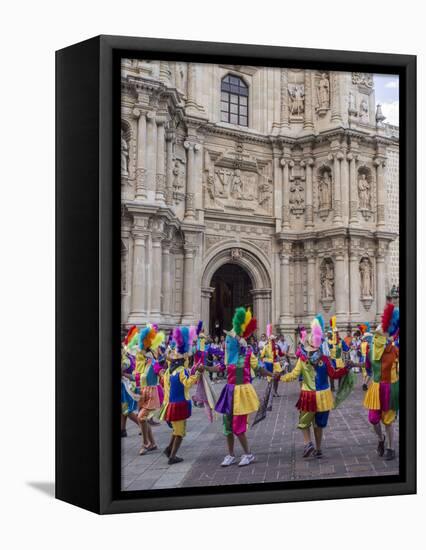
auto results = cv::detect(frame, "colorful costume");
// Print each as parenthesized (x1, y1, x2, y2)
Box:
(160, 326, 201, 438)
(215, 307, 259, 436)
(363, 303, 399, 460)
(136, 325, 165, 421)
(281, 315, 349, 430)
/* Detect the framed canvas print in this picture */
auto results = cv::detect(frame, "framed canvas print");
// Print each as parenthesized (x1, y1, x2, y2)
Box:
(56, 35, 416, 514)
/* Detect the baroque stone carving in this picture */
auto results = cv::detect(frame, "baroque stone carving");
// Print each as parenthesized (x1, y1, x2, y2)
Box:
(203, 149, 273, 215)
(230, 248, 243, 261)
(348, 91, 357, 117)
(359, 98, 369, 124)
(172, 157, 186, 204)
(352, 72, 374, 88)
(317, 165, 332, 219)
(315, 73, 330, 115)
(357, 166, 374, 220)
(320, 258, 335, 310)
(360, 257, 373, 297)
(121, 129, 129, 177)
(288, 84, 305, 116)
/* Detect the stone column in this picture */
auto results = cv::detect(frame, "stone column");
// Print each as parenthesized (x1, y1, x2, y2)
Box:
(375, 156, 386, 227)
(348, 150, 359, 224)
(279, 241, 292, 323)
(305, 157, 314, 228)
(155, 118, 166, 202)
(133, 109, 147, 200)
(333, 241, 347, 319)
(251, 289, 271, 336)
(159, 61, 170, 84)
(150, 233, 163, 318)
(281, 157, 291, 229)
(273, 147, 282, 226)
(165, 129, 175, 206)
(280, 69, 290, 131)
(349, 244, 360, 320)
(332, 152, 343, 222)
(146, 112, 157, 195)
(330, 72, 343, 124)
(340, 149, 349, 221)
(129, 229, 148, 321)
(161, 239, 171, 317)
(305, 242, 316, 316)
(201, 286, 214, 333)
(183, 140, 200, 220)
(376, 242, 387, 319)
(304, 70, 314, 131)
(182, 245, 195, 323)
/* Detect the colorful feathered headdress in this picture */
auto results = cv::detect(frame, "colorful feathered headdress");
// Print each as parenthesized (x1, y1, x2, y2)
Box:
(378, 303, 399, 337)
(230, 307, 257, 339)
(310, 315, 324, 349)
(376, 303, 399, 335)
(138, 323, 165, 352)
(172, 326, 191, 355)
(123, 325, 137, 346)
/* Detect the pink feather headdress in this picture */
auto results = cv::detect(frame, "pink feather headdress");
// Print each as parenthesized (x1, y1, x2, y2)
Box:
(310, 317, 324, 349)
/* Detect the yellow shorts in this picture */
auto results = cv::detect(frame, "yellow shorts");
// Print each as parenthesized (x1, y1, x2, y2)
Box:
(381, 409, 396, 425)
(171, 420, 186, 438)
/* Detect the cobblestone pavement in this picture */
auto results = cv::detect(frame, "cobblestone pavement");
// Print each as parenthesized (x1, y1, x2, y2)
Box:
(122, 374, 399, 491)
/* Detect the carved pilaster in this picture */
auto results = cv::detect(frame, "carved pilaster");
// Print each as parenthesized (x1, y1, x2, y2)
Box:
(304, 71, 314, 131)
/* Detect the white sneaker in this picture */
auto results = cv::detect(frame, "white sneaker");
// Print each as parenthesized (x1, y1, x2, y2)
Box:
(221, 454, 236, 467)
(238, 454, 255, 467)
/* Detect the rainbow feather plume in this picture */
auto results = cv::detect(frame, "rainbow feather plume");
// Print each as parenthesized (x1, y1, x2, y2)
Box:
(381, 303, 395, 334)
(172, 327, 184, 354)
(242, 317, 257, 339)
(266, 323, 272, 338)
(188, 325, 197, 346)
(151, 331, 165, 352)
(241, 308, 252, 334)
(311, 316, 324, 348)
(232, 307, 247, 336)
(388, 307, 399, 336)
(315, 314, 325, 333)
(138, 326, 151, 350)
(143, 325, 156, 350)
(196, 320, 203, 336)
(180, 326, 190, 354)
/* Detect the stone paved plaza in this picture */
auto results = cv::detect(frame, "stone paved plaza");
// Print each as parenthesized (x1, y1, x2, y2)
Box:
(121, 375, 399, 491)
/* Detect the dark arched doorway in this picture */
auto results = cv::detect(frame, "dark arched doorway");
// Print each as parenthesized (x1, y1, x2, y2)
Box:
(209, 263, 253, 339)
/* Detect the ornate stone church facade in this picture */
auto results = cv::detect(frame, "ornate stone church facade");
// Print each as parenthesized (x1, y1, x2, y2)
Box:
(120, 59, 399, 345)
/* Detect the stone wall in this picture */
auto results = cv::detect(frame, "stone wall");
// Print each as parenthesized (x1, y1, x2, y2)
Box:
(120, 60, 399, 338)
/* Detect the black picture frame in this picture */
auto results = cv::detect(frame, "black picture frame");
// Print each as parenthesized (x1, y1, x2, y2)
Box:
(56, 35, 416, 514)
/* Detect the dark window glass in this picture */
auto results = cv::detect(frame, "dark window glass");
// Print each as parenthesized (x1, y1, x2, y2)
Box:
(220, 74, 249, 127)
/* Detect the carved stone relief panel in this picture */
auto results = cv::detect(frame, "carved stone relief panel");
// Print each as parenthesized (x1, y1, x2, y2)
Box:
(203, 145, 273, 216)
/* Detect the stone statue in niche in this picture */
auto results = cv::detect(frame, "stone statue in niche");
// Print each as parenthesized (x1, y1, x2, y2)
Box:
(359, 99, 369, 123)
(288, 84, 305, 116)
(230, 169, 243, 200)
(172, 160, 184, 192)
(317, 73, 330, 109)
(348, 91, 357, 116)
(121, 130, 129, 176)
(289, 179, 305, 216)
(318, 170, 332, 209)
(320, 259, 335, 300)
(358, 173, 371, 210)
(360, 257, 373, 297)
